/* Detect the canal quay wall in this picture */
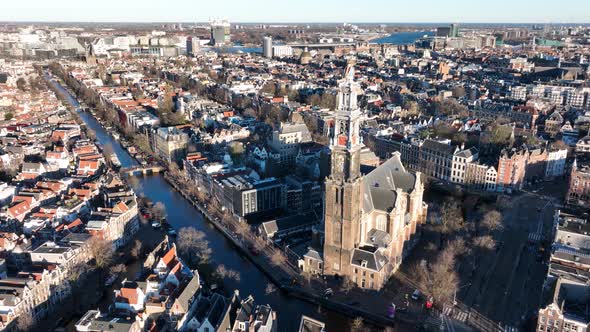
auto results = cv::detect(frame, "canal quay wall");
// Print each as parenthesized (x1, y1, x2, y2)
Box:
(164, 174, 406, 329)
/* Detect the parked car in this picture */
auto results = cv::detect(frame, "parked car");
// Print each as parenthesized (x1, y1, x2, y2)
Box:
(105, 273, 118, 286)
(411, 289, 421, 301)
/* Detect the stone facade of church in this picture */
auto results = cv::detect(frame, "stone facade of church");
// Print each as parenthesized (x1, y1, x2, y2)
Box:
(319, 62, 428, 290)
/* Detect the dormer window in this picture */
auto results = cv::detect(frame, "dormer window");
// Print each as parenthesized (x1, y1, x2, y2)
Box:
(361, 260, 368, 268)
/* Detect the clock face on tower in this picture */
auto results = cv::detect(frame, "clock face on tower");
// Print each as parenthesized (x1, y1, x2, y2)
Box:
(339, 123, 348, 136)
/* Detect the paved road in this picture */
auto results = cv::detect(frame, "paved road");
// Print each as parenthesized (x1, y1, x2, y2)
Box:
(459, 192, 554, 328)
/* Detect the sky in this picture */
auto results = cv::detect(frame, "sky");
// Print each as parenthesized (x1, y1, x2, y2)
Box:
(1, 0, 589, 23)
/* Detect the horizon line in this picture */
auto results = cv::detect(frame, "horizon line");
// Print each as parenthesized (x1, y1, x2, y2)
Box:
(1, 20, 589, 25)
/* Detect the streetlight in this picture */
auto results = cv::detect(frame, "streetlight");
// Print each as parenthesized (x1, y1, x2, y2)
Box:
(453, 283, 471, 306)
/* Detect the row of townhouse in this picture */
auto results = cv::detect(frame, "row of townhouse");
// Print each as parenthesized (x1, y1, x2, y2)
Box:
(0, 235, 92, 330)
(511, 84, 590, 109)
(0, 179, 139, 327)
(372, 135, 568, 193)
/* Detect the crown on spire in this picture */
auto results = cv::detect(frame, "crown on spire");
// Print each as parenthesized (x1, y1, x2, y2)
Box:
(345, 58, 357, 82)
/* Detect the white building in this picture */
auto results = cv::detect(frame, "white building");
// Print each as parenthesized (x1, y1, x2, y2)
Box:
(0, 182, 16, 205)
(267, 122, 312, 166)
(272, 45, 293, 58)
(576, 136, 590, 153)
(153, 127, 190, 163)
(451, 147, 479, 184)
(546, 147, 568, 179)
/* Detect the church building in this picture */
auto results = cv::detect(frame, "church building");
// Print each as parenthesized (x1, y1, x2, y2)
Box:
(310, 61, 428, 290)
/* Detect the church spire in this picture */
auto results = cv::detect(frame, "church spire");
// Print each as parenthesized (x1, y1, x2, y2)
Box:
(332, 59, 362, 151)
(329, 59, 363, 182)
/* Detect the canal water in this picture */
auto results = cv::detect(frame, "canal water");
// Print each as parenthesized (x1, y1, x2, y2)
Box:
(46, 76, 354, 331)
(372, 31, 434, 45)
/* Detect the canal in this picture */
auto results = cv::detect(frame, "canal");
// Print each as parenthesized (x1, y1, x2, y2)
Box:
(46, 75, 354, 331)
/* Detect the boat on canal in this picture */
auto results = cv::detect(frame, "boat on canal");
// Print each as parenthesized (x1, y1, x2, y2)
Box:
(110, 154, 122, 170)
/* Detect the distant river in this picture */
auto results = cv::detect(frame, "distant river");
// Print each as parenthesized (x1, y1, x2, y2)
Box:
(372, 31, 434, 45)
(202, 46, 262, 54)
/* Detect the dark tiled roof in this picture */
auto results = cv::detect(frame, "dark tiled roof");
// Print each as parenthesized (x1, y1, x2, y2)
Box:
(350, 247, 388, 272)
(362, 153, 416, 213)
(368, 187, 396, 212)
(366, 229, 391, 248)
(175, 273, 201, 313)
(422, 139, 455, 155)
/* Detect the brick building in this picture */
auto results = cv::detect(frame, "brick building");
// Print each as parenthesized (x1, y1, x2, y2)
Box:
(567, 160, 590, 206)
(496, 148, 528, 193)
(318, 64, 427, 290)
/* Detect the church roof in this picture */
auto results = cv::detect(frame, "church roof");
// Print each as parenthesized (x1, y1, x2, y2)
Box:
(365, 229, 391, 248)
(362, 153, 417, 213)
(367, 187, 397, 212)
(350, 246, 388, 272)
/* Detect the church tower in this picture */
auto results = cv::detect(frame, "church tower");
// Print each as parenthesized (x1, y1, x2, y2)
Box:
(323, 60, 363, 277)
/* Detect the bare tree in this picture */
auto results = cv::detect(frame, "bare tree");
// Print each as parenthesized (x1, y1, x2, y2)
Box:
(86, 236, 114, 269)
(16, 77, 27, 91)
(177, 227, 212, 266)
(103, 143, 114, 160)
(168, 162, 181, 177)
(206, 203, 217, 216)
(234, 220, 249, 238)
(350, 317, 365, 332)
(473, 236, 496, 251)
(447, 238, 468, 256)
(481, 210, 503, 234)
(551, 140, 568, 151)
(414, 247, 459, 306)
(68, 261, 91, 283)
(151, 202, 167, 221)
(254, 237, 267, 252)
(86, 128, 97, 141)
(131, 239, 143, 258)
(439, 199, 464, 235)
(133, 133, 152, 154)
(16, 312, 34, 332)
(340, 275, 355, 294)
(265, 282, 277, 295)
(216, 264, 241, 282)
(222, 210, 233, 224)
(109, 263, 126, 274)
(195, 188, 207, 202)
(270, 250, 287, 267)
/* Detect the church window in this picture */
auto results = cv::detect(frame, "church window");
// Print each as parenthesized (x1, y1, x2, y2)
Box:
(377, 215, 387, 232)
(333, 222, 341, 245)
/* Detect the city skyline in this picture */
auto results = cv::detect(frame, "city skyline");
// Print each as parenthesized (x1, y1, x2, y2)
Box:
(2, 0, 590, 24)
